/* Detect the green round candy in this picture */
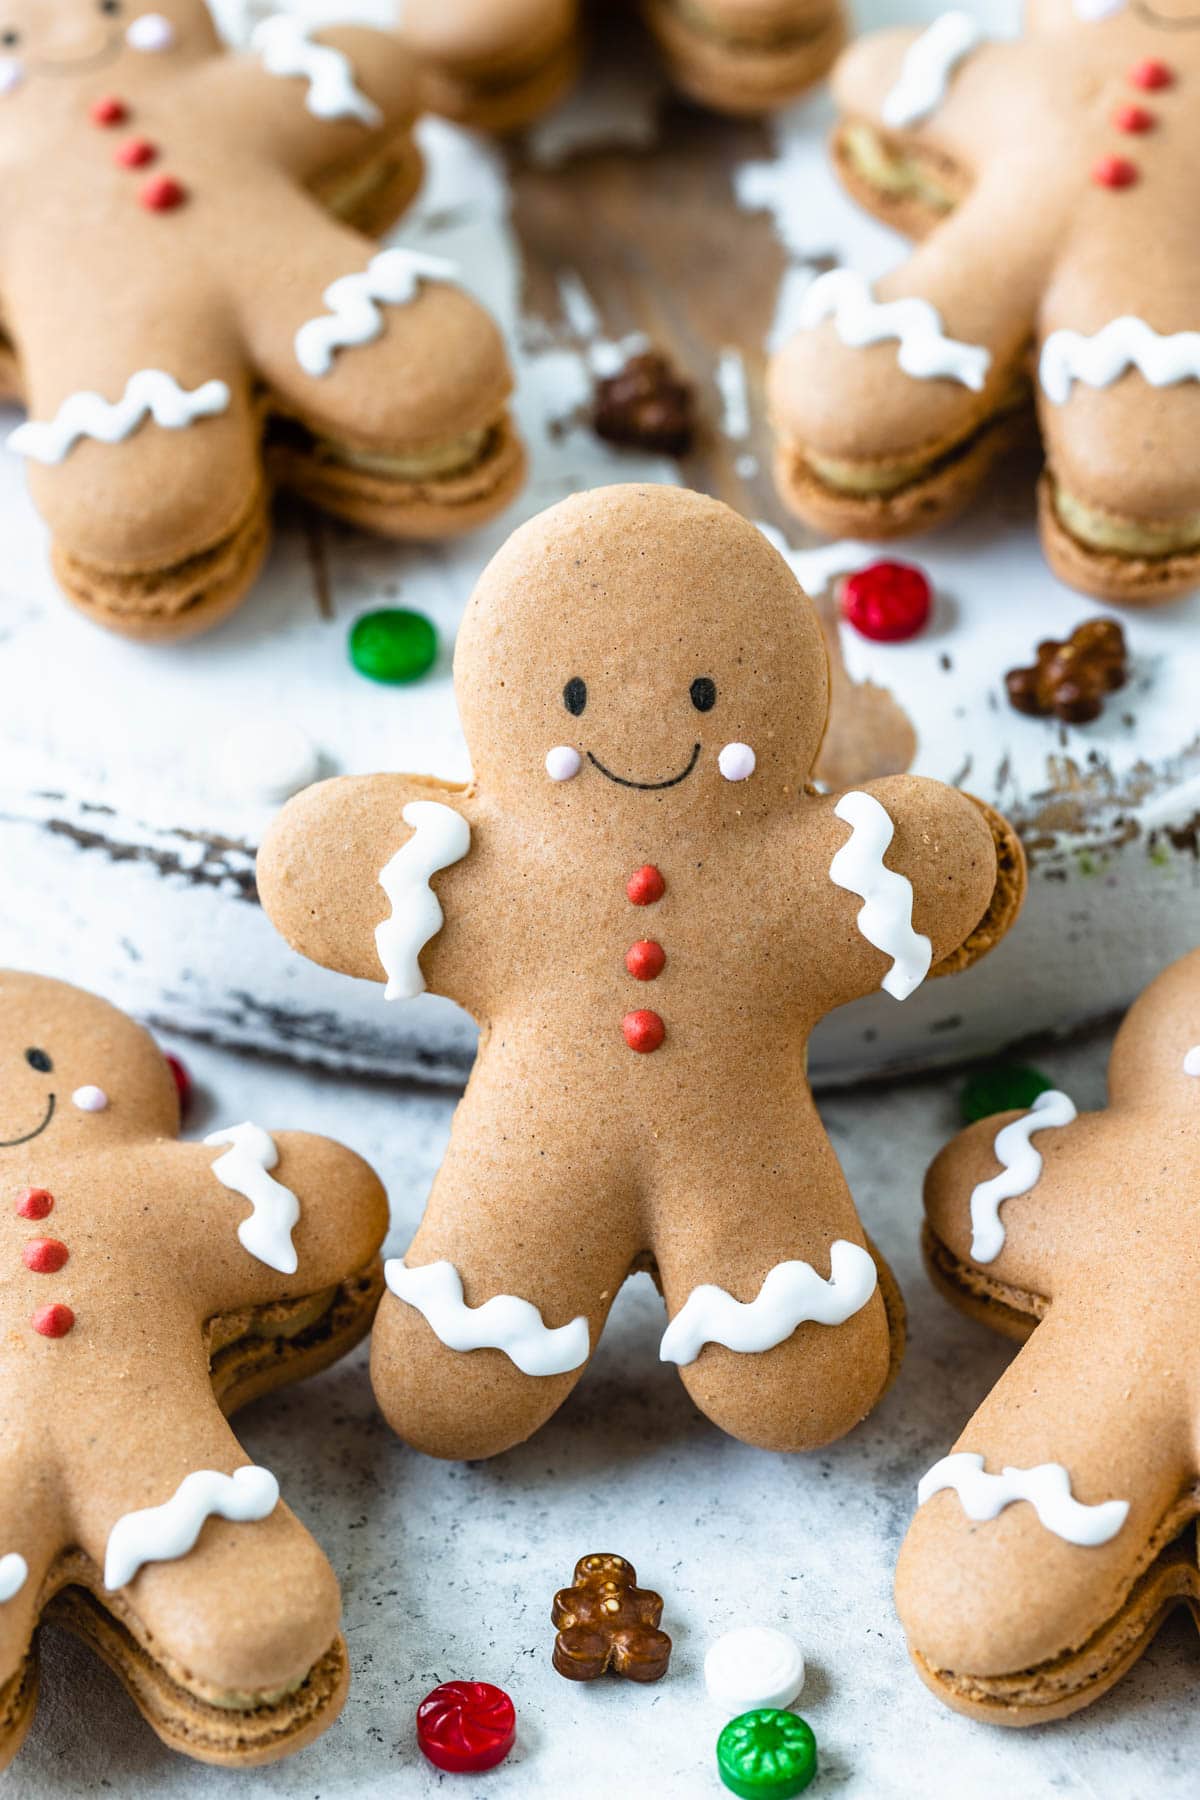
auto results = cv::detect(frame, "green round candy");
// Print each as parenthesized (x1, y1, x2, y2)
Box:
(960, 1063, 1053, 1125)
(349, 608, 438, 684)
(717, 1710, 817, 1799)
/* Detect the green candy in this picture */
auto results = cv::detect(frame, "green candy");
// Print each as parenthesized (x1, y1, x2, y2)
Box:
(717, 1709, 817, 1799)
(960, 1063, 1053, 1125)
(349, 608, 438, 684)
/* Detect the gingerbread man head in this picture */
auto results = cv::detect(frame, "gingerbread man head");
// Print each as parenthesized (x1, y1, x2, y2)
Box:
(0, 3, 215, 105)
(0, 970, 388, 1769)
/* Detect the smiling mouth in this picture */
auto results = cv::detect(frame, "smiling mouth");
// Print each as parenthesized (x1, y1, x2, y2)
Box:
(30, 33, 122, 73)
(586, 744, 701, 790)
(0, 1091, 55, 1148)
(1134, 1, 1200, 25)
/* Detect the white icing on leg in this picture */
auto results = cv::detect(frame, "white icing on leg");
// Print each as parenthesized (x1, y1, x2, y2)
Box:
(799, 271, 990, 392)
(375, 801, 470, 1001)
(295, 250, 457, 378)
(385, 1259, 590, 1377)
(968, 1089, 1077, 1263)
(1041, 318, 1200, 405)
(659, 1240, 878, 1367)
(251, 15, 382, 127)
(829, 790, 932, 1001)
(882, 12, 983, 129)
(917, 1452, 1129, 1547)
(204, 1122, 301, 1275)
(104, 1466, 280, 1591)
(9, 372, 230, 466)
(0, 1554, 27, 1603)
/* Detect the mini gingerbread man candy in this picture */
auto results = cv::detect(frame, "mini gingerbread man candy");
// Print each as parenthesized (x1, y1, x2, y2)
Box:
(897, 946, 1200, 1724)
(0, 970, 388, 1768)
(0, 2, 523, 641)
(259, 485, 1025, 1461)
(769, 2, 1200, 605)
(552, 1554, 671, 1682)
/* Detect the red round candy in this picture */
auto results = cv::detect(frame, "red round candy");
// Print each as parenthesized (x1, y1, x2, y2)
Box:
(840, 560, 931, 643)
(140, 174, 187, 211)
(90, 96, 127, 126)
(23, 1238, 69, 1275)
(625, 940, 666, 981)
(115, 137, 157, 168)
(416, 1681, 516, 1774)
(32, 1303, 75, 1339)
(626, 865, 665, 906)
(1114, 103, 1154, 133)
(165, 1052, 192, 1116)
(1129, 58, 1173, 91)
(16, 1187, 53, 1220)
(623, 1009, 665, 1053)
(1092, 155, 1138, 189)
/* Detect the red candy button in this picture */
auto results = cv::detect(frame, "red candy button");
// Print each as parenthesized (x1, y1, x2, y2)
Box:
(1114, 103, 1154, 133)
(623, 1009, 665, 1053)
(23, 1238, 69, 1275)
(626, 940, 666, 981)
(90, 95, 127, 126)
(416, 1681, 516, 1774)
(1092, 155, 1138, 189)
(140, 174, 187, 211)
(32, 1303, 75, 1339)
(16, 1187, 53, 1220)
(115, 137, 157, 168)
(840, 560, 931, 643)
(1129, 58, 1173, 91)
(165, 1052, 192, 1116)
(626, 865, 665, 906)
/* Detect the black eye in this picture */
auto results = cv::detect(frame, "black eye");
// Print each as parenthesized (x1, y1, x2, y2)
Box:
(98, 0, 122, 13)
(25, 1048, 52, 1073)
(690, 677, 716, 712)
(0, 29, 19, 45)
(563, 677, 587, 717)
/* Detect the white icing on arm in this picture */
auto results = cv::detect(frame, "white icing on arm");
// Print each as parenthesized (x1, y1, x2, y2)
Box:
(204, 1122, 301, 1275)
(829, 790, 933, 1001)
(295, 249, 457, 378)
(918, 1452, 1129, 1547)
(882, 12, 983, 129)
(375, 801, 471, 1001)
(1040, 317, 1200, 406)
(659, 1240, 877, 1366)
(251, 15, 381, 127)
(104, 1466, 280, 1590)
(969, 1089, 1077, 1262)
(385, 1259, 590, 1377)
(799, 271, 990, 392)
(0, 1554, 27, 1603)
(9, 372, 230, 466)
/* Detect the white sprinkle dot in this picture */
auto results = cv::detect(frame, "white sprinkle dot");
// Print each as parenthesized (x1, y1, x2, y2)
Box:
(0, 57, 22, 94)
(1185, 1046, 1200, 1076)
(545, 746, 582, 782)
(126, 13, 175, 51)
(72, 1085, 109, 1113)
(718, 742, 756, 782)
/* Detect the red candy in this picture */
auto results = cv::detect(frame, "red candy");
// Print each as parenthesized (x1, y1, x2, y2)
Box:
(1114, 103, 1154, 134)
(840, 560, 931, 643)
(625, 940, 666, 981)
(90, 96, 127, 126)
(1092, 155, 1138, 189)
(115, 138, 158, 168)
(23, 1238, 69, 1275)
(416, 1681, 516, 1774)
(1129, 58, 1173, 91)
(165, 1052, 192, 1116)
(626, 865, 665, 906)
(16, 1187, 53, 1220)
(32, 1303, 75, 1339)
(140, 175, 187, 211)
(623, 1010, 665, 1054)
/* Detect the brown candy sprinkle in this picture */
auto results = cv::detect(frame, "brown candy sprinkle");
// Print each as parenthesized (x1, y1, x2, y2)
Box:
(1005, 619, 1128, 725)
(551, 1553, 672, 1683)
(593, 352, 696, 457)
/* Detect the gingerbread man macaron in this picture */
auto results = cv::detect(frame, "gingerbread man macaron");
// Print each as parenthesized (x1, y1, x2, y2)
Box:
(259, 485, 1026, 1461)
(898, 946, 1200, 1725)
(0, 970, 388, 1768)
(0, 2, 524, 640)
(770, 1, 1200, 604)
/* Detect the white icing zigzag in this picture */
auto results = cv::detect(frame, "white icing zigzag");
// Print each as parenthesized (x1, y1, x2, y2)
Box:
(882, 11, 983, 129)
(251, 14, 381, 128)
(376, 801, 471, 1001)
(9, 371, 230, 466)
(969, 1089, 1077, 1263)
(829, 790, 932, 1002)
(918, 1452, 1129, 1547)
(1040, 317, 1200, 406)
(799, 270, 991, 392)
(295, 249, 457, 378)
(204, 1121, 301, 1275)
(0, 1553, 27, 1603)
(104, 1466, 280, 1591)
(385, 1259, 590, 1377)
(659, 1240, 878, 1367)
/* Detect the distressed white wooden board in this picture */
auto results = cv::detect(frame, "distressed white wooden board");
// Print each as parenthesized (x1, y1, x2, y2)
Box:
(3, 0, 1200, 1086)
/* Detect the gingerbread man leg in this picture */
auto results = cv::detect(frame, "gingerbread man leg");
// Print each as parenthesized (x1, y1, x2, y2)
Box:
(0, 1449, 65, 1768)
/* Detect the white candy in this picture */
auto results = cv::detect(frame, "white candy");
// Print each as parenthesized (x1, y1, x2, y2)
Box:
(216, 719, 321, 804)
(705, 1626, 805, 1713)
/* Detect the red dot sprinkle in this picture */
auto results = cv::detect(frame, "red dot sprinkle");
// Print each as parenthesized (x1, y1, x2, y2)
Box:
(626, 865, 665, 906)
(16, 1187, 53, 1220)
(165, 1052, 192, 1116)
(23, 1238, 69, 1275)
(625, 940, 666, 981)
(623, 1009, 665, 1054)
(416, 1681, 516, 1775)
(90, 95, 127, 127)
(115, 137, 158, 168)
(32, 1303, 75, 1339)
(1129, 58, 1173, 91)
(139, 174, 187, 212)
(841, 560, 931, 643)
(1114, 103, 1154, 133)
(1092, 155, 1138, 189)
